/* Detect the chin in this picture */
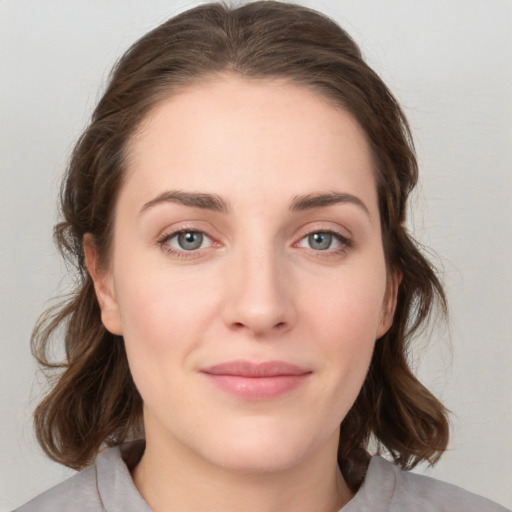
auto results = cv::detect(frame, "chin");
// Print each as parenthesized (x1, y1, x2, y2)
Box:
(209, 442, 308, 474)
(194, 418, 332, 474)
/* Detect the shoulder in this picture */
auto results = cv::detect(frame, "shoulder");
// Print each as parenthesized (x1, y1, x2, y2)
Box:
(12, 442, 151, 512)
(12, 464, 101, 512)
(349, 456, 509, 512)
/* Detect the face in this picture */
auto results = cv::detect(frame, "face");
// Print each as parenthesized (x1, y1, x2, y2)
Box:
(88, 75, 396, 474)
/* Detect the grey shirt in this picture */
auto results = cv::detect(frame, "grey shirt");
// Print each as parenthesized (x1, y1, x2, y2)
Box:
(14, 443, 509, 512)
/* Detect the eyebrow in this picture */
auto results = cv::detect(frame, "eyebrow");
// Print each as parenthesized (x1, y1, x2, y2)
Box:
(139, 190, 230, 214)
(290, 192, 370, 217)
(139, 189, 370, 218)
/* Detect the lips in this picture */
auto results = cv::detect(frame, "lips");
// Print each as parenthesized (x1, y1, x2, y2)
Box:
(200, 360, 312, 399)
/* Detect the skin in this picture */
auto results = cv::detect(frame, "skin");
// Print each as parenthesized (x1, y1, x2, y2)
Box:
(85, 74, 398, 512)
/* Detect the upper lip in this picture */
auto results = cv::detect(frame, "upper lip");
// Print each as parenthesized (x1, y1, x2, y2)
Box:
(201, 360, 311, 377)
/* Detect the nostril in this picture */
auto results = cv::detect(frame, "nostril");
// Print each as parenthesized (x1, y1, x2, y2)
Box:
(230, 321, 287, 331)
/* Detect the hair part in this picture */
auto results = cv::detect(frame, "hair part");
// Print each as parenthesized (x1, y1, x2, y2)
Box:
(32, 0, 448, 491)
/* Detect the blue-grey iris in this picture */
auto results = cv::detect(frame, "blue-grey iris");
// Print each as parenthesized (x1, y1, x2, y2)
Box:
(309, 232, 332, 250)
(178, 232, 203, 250)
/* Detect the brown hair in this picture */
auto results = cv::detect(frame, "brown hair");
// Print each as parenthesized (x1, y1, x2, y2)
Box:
(32, 0, 449, 490)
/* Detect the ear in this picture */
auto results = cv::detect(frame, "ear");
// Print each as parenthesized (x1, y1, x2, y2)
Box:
(376, 268, 401, 338)
(83, 234, 123, 335)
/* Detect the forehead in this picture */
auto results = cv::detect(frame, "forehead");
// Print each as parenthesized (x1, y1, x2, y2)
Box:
(122, 74, 378, 215)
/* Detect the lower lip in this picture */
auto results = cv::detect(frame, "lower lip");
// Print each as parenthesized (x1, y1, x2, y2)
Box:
(203, 374, 310, 400)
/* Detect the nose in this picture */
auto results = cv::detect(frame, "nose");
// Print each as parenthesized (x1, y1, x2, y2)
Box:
(222, 244, 297, 338)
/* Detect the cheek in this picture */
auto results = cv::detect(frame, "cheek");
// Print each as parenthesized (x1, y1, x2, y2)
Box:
(111, 251, 232, 397)
(112, 266, 222, 416)
(115, 267, 220, 348)
(303, 266, 388, 342)
(302, 265, 387, 390)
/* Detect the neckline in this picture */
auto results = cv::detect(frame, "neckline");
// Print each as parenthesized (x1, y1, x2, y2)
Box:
(97, 442, 391, 512)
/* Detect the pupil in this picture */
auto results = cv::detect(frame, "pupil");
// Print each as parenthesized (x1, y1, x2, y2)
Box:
(178, 232, 203, 250)
(309, 232, 331, 250)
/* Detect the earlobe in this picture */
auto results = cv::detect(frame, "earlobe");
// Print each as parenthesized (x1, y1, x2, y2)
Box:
(377, 269, 402, 338)
(83, 234, 123, 335)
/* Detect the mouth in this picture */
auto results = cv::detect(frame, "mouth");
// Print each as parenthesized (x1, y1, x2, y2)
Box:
(200, 360, 312, 400)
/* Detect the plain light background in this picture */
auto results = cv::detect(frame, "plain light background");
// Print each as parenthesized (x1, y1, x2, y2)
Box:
(1, 0, 511, 510)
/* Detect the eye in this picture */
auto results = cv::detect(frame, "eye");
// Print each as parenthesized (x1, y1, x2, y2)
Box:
(158, 229, 213, 254)
(296, 231, 350, 252)
(174, 231, 206, 251)
(306, 232, 335, 251)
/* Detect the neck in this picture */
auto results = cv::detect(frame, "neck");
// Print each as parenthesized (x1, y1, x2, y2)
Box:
(132, 431, 352, 512)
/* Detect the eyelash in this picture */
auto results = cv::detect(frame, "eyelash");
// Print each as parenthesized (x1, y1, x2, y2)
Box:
(157, 228, 215, 258)
(295, 229, 352, 256)
(156, 228, 352, 259)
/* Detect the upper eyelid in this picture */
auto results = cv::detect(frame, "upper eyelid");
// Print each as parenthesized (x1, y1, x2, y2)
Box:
(295, 224, 352, 241)
(154, 222, 353, 246)
(296, 229, 351, 246)
(158, 228, 213, 244)
(156, 223, 216, 241)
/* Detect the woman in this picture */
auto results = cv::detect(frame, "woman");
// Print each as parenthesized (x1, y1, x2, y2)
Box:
(13, 1, 508, 511)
